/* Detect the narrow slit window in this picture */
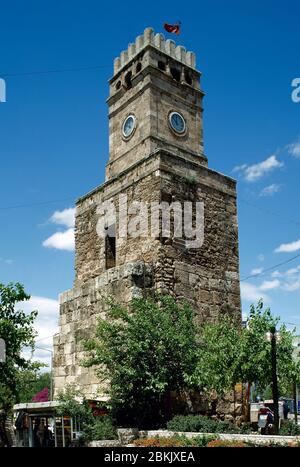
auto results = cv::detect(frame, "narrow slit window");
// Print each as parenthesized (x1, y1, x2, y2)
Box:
(105, 225, 116, 269)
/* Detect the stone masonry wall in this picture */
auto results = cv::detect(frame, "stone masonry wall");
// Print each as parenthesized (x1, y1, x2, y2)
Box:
(53, 150, 240, 399)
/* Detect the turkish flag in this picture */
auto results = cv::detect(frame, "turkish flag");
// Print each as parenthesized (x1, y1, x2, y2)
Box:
(164, 23, 181, 35)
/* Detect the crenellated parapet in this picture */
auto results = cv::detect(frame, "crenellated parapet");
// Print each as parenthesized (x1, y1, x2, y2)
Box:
(114, 27, 196, 74)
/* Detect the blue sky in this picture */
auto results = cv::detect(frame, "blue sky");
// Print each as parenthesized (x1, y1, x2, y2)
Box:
(0, 0, 300, 366)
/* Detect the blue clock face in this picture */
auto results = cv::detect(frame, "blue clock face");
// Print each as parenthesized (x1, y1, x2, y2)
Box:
(169, 112, 186, 134)
(122, 115, 136, 138)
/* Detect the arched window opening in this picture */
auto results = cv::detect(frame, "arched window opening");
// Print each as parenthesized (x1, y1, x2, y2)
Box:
(158, 61, 166, 71)
(170, 67, 181, 82)
(125, 71, 132, 89)
(184, 70, 193, 86)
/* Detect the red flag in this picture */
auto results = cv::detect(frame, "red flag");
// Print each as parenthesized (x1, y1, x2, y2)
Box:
(164, 22, 181, 35)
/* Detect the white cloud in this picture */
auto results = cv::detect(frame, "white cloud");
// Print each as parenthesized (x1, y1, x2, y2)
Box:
(282, 280, 300, 292)
(43, 207, 76, 252)
(260, 279, 281, 291)
(286, 265, 300, 276)
(258, 254, 265, 262)
(50, 207, 75, 228)
(43, 228, 75, 251)
(0, 258, 13, 265)
(271, 270, 282, 278)
(275, 239, 300, 253)
(259, 184, 281, 197)
(251, 267, 263, 275)
(266, 264, 300, 293)
(233, 155, 284, 182)
(274, 264, 300, 293)
(288, 141, 300, 158)
(19, 296, 59, 369)
(241, 282, 270, 303)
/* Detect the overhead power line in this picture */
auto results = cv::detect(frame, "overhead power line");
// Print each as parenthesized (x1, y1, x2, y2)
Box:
(0, 196, 76, 210)
(240, 252, 300, 282)
(0, 64, 111, 78)
(240, 197, 300, 227)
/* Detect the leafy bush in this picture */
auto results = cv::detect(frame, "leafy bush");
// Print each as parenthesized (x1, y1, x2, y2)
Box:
(182, 435, 218, 447)
(83, 296, 199, 428)
(167, 414, 244, 434)
(134, 437, 184, 447)
(239, 422, 252, 434)
(207, 439, 247, 448)
(83, 417, 117, 441)
(55, 385, 93, 426)
(134, 435, 217, 447)
(217, 420, 240, 434)
(279, 420, 300, 436)
(167, 415, 218, 433)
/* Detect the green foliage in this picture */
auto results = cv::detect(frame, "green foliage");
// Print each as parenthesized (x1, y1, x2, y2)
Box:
(207, 439, 247, 447)
(134, 434, 217, 447)
(83, 417, 117, 441)
(184, 175, 197, 186)
(83, 296, 198, 428)
(190, 300, 300, 397)
(239, 422, 253, 434)
(56, 385, 117, 442)
(18, 370, 50, 403)
(183, 434, 217, 447)
(55, 385, 93, 426)
(166, 414, 250, 434)
(83, 295, 299, 427)
(167, 414, 217, 432)
(238, 301, 300, 393)
(0, 283, 39, 414)
(279, 420, 300, 436)
(189, 314, 242, 395)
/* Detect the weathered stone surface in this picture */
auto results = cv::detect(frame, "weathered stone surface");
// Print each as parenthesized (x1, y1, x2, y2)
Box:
(88, 440, 121, 447)
(117, 428, 139, 445)
(53, 28, 241, 401)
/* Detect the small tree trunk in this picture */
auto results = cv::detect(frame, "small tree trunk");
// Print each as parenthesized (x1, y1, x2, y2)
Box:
(293, 381, 298, 424)
(244, 382, 251, 422)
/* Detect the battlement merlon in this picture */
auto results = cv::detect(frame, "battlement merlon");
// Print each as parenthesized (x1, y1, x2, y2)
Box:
(113, 27, 197, 75)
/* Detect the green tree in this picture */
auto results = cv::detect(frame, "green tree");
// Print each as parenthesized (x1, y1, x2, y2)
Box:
(56, 385, 93, 426)
(18, 370, 51, 403)
(239, 301, 300, 394)
(191, 301, 300, 404)
(56, 385, 117, 443)
(0, 283, 39, 445)
(189, 314, 242, 396)
(83, 296, 198, 428)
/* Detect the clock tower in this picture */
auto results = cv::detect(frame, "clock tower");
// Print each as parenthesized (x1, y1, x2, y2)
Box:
(106, 27, 206, 180)
(53, 28, 241, 401)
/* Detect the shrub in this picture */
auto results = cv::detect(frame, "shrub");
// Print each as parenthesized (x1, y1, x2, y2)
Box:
(217, 420, 240, 434)
(134, 435, 217, 447)
(83, 417, 117, 441)
(134, 437, 184, 447)
(239, 422, 252, 434)
(182, 435, 218, 447)
(167, 414, 243, 434)
(167, 415, 218, 433)
(184, 175, 197, 186)
(207, 439, 247, 448)
(279, 420, 300, 436)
